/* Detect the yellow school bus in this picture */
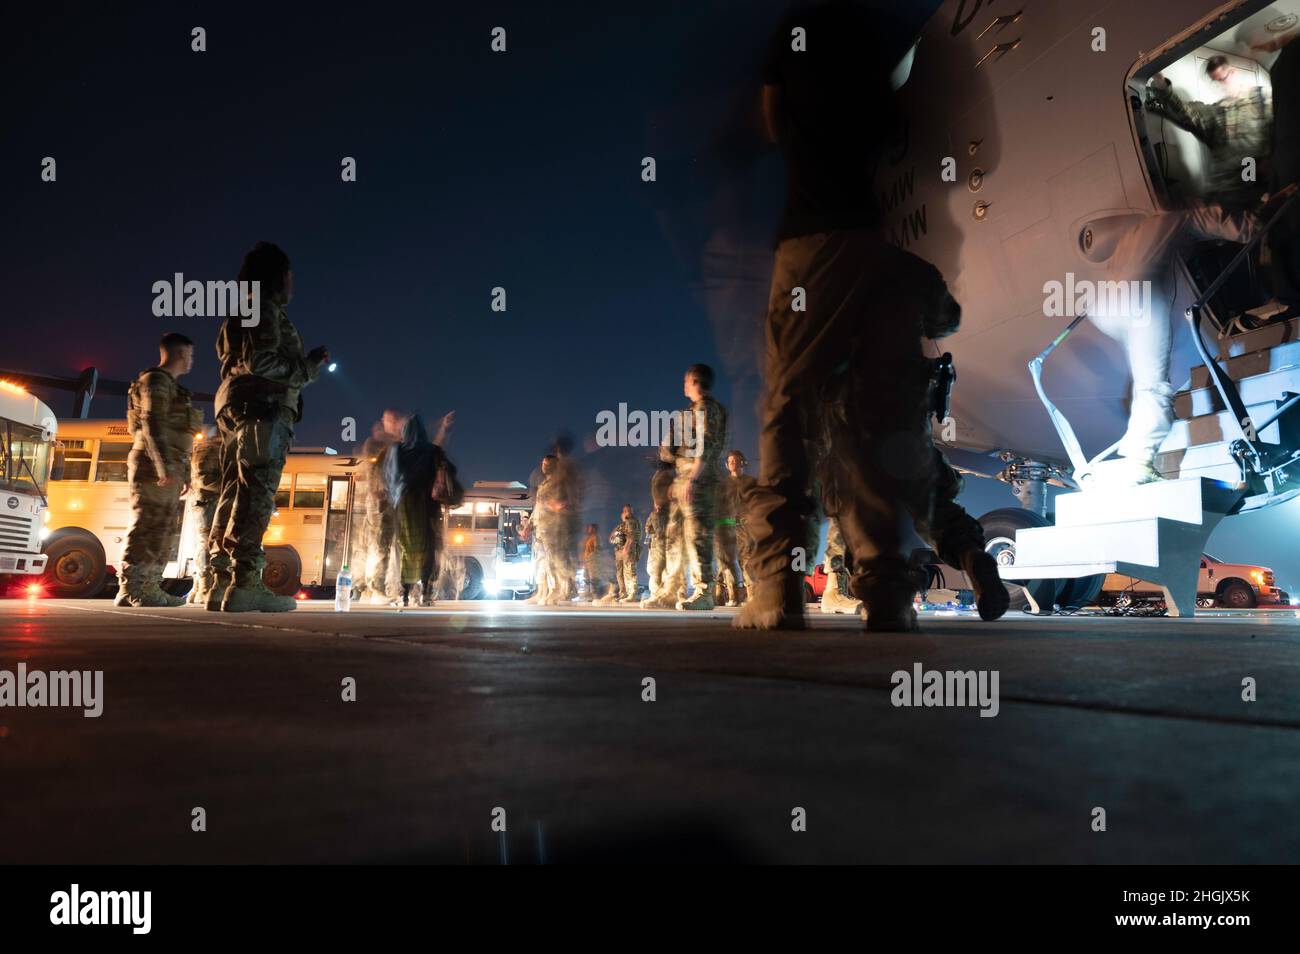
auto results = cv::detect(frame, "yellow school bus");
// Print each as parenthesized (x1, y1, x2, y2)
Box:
(43, 419, 531, 598)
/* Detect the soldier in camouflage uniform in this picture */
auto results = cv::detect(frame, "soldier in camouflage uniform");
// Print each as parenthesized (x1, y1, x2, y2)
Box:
(116, 332, 203, 607)
(1145, 61, 1271, 209)
(714, 462, 744, 607)
(643, 364, 726, 611)
(186, 425, 224, 604)
(610, 504, 642, 602)
(533, 455, 576, 605)
(206, 241, 328, 612)
(726, 450, 756, 599)
(641, 463, 674, 599)
(642, 494, 686, 608)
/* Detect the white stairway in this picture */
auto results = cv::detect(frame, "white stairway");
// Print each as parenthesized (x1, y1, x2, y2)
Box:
(996, 477, 1246, 617)
(1156, 315, 1300, 486)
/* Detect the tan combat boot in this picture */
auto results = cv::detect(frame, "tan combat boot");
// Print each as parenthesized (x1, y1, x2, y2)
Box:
(820, 569, 863, 615)
(732, 575, 806, 630)
(205, 567, 232, 612)
(137, 581, 186, 607)
(222, 573, 296, 612)
(676, 588, 715, 611)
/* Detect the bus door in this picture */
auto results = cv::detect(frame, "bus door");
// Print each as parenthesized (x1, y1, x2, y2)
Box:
(322, 475, 355, 580)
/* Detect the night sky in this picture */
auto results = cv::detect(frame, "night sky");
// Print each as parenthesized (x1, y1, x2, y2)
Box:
(6, 0, 1299, 587)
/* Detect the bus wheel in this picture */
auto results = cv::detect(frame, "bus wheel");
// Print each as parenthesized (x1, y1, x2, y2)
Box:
(459, 558, 484, 600)
(41, 531, 108, 599)
(263, 546, 302, 596)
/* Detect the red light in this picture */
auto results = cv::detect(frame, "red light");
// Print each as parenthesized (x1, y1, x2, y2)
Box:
(26, 583, 43, 599)
(295, 590, 308, 600)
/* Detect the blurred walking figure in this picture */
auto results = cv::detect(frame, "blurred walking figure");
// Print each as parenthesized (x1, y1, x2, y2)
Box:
(581, 523, 609, 602)
(610, 504, 642, 602)
(553, 436, 584, 601)
(520, 512, 551, 604)
(360, 418, 398, 603)
(641, 462, 675, 600)
(207, 241, 328, 612)
(532, 454, 578, 604)
(1145, 60, 1271, 209)
(674, 364, 727, 610)
(116, 332, 202, 607)
(1089, 197, 1279, 485)
(186, 425, 223, 605)
(726, 450, 756, 599)
(385, 410, 459, 607)
(641, 366, 725, 611)
(738, 4, 1004, 632)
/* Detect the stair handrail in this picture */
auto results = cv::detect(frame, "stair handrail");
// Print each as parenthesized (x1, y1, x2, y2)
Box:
(1028, 313, 1091, 478)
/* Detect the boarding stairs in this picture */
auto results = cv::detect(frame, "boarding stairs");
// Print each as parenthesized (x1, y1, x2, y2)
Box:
(997, 477, 1245, 617)
(998, 194, 1300, 617)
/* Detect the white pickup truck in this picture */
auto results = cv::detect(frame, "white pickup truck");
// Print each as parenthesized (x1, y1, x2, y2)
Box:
(1103, 553, 1289, 609)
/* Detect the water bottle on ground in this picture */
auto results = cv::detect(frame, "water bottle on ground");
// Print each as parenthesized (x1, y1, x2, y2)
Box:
(335, 565, 352, 612)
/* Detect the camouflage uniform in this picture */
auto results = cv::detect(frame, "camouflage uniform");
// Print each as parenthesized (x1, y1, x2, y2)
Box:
(1145, 83, 1271, 208)
(730, 472, 757, 593)
(643, 508, 666, 595)
(643, 496, 686, 606)
(207, 300, 322, 611)
(533, 472, 576, 603)
(610, 514, 642, 600)
(186, 430, 224, 603)
(360, 433, 397, 598)
(743, 237, 988, 625)
(117, 367, 201, 605)
(714, 474, 743, 604)
(672, 395, 726, 607)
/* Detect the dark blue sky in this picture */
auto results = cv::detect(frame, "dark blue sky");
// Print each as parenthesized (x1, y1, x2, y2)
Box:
(5, 0, 843, 471)
(2, 0, 937, 521)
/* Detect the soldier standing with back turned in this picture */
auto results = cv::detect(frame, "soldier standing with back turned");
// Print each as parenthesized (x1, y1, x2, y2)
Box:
(116, 332, 203, 607)
(205, 241, 329, 612)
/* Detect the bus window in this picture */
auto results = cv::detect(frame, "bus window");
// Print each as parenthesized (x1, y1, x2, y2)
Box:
(274, 473, 292, 510)
(329, 478, 350, 512)
(447, 512, 473, 530)
(94, 442, 130, 482)
(501, 507, 531, 556)
(294, 473, 327, 509)
(0, 420, 52, 494)
(474, 513, 499, 531)
(57, 439, 92, 481)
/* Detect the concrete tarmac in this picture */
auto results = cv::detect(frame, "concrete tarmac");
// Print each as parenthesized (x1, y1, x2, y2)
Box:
(2, 598, 1298, 863)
